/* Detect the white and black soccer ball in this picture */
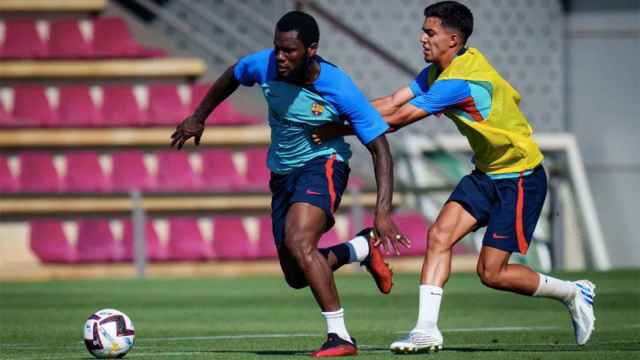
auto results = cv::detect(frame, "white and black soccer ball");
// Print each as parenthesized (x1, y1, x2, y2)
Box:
(83, 309, 135, 359)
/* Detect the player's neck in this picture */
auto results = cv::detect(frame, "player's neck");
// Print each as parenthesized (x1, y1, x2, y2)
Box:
(433, 46, 464, 72)
(289, 58, 320, 85)
(304, 59, 321, 84)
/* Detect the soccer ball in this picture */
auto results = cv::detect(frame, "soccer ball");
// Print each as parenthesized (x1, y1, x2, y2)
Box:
(83, 309, 135, 359)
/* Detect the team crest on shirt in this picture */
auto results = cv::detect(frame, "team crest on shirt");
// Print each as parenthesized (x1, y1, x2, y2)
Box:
(311, 103, 324, 116)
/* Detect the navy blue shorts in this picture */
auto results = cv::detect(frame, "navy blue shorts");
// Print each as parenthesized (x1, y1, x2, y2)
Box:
(448, 164, 547, 254)
(269, 155, 349, 248)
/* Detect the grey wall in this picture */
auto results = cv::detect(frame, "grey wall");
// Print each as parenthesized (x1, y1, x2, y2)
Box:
(309, 0, 566, 133)
(566, 0, 640, 267)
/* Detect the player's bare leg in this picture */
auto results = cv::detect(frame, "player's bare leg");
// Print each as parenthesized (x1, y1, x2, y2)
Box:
(476, 246, 539, 294)
(420, 202, 478, 286)
(280, 203, 340, 310)
(477, 246, 596, 345)
(278, 203, 357, 356)
(391, 201, 477, 354)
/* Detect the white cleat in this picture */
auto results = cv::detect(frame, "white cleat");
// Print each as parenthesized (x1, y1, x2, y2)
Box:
(565, 280, 596, 345)
(390, 328, 443, 354)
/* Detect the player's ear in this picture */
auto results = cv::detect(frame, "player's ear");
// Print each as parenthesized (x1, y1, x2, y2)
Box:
(307, 42, 318, 58)
(449, 33, 459, 48)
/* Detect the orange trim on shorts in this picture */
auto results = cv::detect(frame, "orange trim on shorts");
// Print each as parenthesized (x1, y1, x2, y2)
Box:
(325, 154, 337, 213)
(515, 172, 528, 254)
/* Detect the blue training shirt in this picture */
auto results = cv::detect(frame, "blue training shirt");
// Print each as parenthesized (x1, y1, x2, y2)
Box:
(233, 49, 389, 174)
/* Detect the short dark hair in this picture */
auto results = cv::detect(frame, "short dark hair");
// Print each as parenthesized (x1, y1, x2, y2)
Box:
(276, 11, 319, 48)
(424, 1, 474, 44)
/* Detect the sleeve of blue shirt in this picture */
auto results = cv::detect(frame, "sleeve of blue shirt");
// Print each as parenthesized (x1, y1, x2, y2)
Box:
(409, 78, 471, 115)
(315, 64, 389, 145)
(233, 49, 275, 86)
(409, 66, 432, 96)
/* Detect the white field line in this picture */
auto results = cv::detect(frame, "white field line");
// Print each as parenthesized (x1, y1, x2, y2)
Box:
(3, 340, 640, 360)
(2, 323, 639, 356)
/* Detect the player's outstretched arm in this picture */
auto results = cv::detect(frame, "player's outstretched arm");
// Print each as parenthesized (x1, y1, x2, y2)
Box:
(311, 85, 422, 145)
(373, 85, 429, 131)
(366, 134, 410, 255)
(383, 102, 429, 131)
(371, 85, 415, 117)
(170, 65, 240, 149)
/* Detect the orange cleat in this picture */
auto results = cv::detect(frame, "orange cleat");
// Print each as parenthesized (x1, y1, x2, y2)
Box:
(311, 333, 358, 358)
(358, 228, 394, 294)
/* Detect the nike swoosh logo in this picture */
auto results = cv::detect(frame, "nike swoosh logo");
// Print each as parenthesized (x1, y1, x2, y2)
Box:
(306, 190, 323, 195)
(492, 233, 509, 240)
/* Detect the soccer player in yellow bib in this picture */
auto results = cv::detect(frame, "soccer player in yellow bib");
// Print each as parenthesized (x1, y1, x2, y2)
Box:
(312, 1, 596, 353)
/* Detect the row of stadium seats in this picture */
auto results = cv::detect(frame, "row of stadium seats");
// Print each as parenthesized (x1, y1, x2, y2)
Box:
(0, 84, 260, 127)
(0, 17, 163, 59)
(29, 212, 434, 263)
(0, 149, 270, 193)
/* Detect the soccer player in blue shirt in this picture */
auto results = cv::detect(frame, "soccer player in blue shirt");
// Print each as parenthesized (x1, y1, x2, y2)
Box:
(170, 11, 409, 357)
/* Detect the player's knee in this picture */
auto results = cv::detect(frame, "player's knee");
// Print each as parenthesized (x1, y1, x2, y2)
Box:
(283, 234, 314, 264)
(283, 273, 308, 289)
(476, 264, 503, 289)
(427, 226, 452, 253)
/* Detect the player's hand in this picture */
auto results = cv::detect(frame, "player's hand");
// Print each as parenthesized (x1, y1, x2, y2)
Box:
(311, 124, 338, 145)
(311, 122, 354, 145)
(373, 213, 410, 256)
(170, 116, 205, 150)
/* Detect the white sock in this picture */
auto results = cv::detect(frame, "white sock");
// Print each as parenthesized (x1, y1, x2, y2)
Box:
(414, 285, 443, 331)
(346, 235, 369, 262)
(322, 308, 352, 343)
(532, 273, 576, 302)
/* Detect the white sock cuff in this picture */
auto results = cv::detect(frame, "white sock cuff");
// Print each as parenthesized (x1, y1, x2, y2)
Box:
(346, 236, 369, 262)
(533, 273, 575, 302)
(322, 308, 345, 318)
(420, 284, 443, 295)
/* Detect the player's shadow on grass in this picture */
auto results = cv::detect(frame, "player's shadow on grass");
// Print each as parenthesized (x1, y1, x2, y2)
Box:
(446, 346, 591, 353)
(182, 349, 311, 356)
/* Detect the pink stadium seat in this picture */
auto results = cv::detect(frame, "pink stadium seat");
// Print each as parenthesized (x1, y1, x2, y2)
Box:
(121, 219, 166, 262)
(1, 19, 47, 59)
(49, 19, 92, 58)
(0, 101, 16, 127)
(12, 86, 57, 127)
(212, 217, 256, 260)
(244, 148, 270, 191)
(190, 84, 216, 123)
(92, 17, 142, 58)
(167, 217, 212, 261)
(76, 219, 120, 262)
(393, 211, 430, 256)
(29, 219, 77, 263)
(200, 149, 247, 191)
(18, 152, 62, 192)
(190, 84, 239, 125)
(58, 85, 102, 127)
(155, 150, 201, 191)
(256, 216, 278, 259)
(0, 155, 17, 193)
(64, 151, 110, 192)
(102, 86, 146, 126)
(111, 150, 155, 192)
(147, 84, 189, 125)
(319, 227, 343, 249)
(346, 211, 449, 257)
(190, 83, 261, 125)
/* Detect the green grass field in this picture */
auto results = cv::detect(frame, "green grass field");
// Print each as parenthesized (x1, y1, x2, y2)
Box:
(1, 269, 639, 359)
